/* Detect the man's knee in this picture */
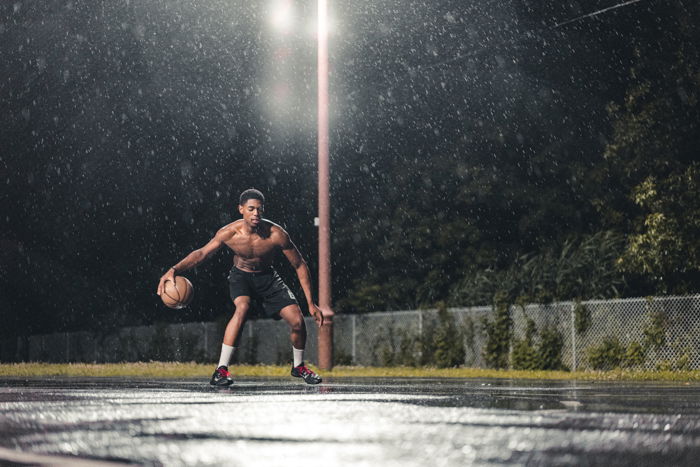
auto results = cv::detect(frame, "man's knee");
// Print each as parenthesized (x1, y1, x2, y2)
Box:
(233, 300, 250, 318)
(291, 313, 307, 332)
(281, 306, 305, 331)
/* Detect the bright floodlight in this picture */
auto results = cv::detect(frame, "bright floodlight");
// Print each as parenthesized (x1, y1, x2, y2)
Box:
(317, 0, 327, 38)
(270, 0, 294, 33)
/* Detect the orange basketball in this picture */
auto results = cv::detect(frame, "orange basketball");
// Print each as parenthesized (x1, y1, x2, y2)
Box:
(161, 276, 194, 309)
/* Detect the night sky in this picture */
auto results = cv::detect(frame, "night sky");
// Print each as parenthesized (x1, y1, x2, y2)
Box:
(1, 0, 695, 338)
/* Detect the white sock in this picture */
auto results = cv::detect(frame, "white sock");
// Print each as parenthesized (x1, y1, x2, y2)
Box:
(218, 344, 236, 368)
(293, 346, 304, 367)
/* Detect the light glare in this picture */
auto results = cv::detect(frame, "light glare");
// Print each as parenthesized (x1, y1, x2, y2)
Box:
(270, 0, 294, 33)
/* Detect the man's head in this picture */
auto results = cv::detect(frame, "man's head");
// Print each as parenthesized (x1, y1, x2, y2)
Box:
(238, 188, 265, 228)
(239, 188, 265, 206)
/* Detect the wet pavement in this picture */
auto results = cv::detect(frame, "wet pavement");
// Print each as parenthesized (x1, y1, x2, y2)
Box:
(2, 376, 700, 466)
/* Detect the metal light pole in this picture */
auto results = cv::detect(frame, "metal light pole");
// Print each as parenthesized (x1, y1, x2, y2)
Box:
(316, 0, 334, 370)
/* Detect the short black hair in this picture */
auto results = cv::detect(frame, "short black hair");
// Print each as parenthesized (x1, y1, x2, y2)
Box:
(239, 188, 265, 206)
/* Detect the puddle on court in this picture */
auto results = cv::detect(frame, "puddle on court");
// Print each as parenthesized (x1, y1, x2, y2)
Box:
(2, 378, 700, 466)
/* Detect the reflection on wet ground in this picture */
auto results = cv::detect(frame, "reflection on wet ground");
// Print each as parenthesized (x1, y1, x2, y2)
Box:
(2, 377, 700, 465)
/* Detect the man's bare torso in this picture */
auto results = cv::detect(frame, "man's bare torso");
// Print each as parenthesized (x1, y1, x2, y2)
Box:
(221, 219, 282, 272)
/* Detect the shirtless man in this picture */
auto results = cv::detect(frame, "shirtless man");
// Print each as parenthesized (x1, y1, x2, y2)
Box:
(157, 189, 323, 386)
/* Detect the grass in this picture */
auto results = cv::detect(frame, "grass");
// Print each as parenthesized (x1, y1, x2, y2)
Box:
(1, 362, 700, 382)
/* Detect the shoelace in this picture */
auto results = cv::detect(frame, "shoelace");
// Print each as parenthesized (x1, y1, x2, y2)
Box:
(218, 367, 231, 377)
(297, 365, 312, 376)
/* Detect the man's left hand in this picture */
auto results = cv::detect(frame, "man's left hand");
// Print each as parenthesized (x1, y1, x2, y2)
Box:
(310, 305, 324, 328)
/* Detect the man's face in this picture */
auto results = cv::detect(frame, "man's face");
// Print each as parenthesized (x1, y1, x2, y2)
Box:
(239, 199, 264, 228)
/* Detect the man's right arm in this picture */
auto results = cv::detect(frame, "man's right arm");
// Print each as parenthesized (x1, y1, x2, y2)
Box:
(156, 228, 230, 296)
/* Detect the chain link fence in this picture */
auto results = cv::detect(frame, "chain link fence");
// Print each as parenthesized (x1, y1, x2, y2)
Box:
(3, 295, 699, 370)
(333, 295, 700, 370)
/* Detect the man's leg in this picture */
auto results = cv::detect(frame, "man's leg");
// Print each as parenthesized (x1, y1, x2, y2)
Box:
(211, 296, 250, 386)
(279, 305, 321, 384)
(278, 304, 306, 350)
(223, 296, 251, 346)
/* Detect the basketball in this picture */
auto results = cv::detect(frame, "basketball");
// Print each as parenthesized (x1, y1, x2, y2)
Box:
(161, 276, 194, 309)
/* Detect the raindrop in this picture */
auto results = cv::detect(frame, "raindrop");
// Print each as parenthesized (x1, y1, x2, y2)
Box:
(180, 160, 193, 178)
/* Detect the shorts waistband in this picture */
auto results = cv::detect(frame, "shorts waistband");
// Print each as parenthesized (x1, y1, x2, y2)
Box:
(232, 266, 274, 276)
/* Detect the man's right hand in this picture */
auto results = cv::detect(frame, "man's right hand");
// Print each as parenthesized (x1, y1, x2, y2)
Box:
(157, 268, 177, 296)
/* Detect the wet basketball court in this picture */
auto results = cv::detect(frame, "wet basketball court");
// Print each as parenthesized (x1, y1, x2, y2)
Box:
(2, 376, 700, 466)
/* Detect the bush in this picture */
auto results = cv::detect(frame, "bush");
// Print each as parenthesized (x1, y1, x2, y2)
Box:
(334, 349, 353, 366)
(624, 341, 646, 367)
(537, 326, 565, 370)
(586, 337, 625, 370)
(512, 318, 538, 370)
(396, 328, 420, 366)
(482, 298, 512, 369)
(512, 319, 566, 371)
(512, 339, 538, 370)
(431, 303, 465, 368)
(586, 337, 647, 370)
(373, 303, 466, 368)
(376, 324, 419, 367)
(657, 347, 692, 371)
(643, 310, 667, 350)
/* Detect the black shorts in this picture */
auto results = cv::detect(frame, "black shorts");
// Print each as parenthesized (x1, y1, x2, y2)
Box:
(227, 267, 298, 318)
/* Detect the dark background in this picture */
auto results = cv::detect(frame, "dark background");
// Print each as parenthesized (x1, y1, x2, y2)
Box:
(1, 0, 698, 339)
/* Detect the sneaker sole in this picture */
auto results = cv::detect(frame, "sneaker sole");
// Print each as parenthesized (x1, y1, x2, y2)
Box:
(210, 379, 233, 386)
(291, 374, 322, 385)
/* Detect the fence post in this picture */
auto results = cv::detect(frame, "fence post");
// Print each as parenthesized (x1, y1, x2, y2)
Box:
(570, 303, 577, 372)
(419, 310, 424, 363)
(352, 315, 357, 364)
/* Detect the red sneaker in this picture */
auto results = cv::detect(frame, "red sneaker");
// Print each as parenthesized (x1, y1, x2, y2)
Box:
(210, 365, 233, 386)
(291, 363, 322, 385)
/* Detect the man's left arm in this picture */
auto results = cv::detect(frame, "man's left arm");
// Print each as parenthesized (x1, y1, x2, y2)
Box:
(279, 231, 324, 327)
